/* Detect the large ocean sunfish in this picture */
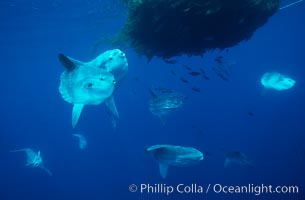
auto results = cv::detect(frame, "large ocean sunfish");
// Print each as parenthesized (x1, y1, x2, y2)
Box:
(88, 49, 128, 125)
(261, 72, 295, 91)
(58, 53, 116, 128)
(58, 49, 128, 127)
(145, 144, 204, 178)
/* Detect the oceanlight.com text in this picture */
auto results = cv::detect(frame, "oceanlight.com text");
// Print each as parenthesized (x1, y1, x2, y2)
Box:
(129, 183, 299, 196)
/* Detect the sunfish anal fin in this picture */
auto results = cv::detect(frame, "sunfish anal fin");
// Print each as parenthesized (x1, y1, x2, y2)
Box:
(72, 104, 84, 128)
(159, 162, 169, 179)
(224, 158, 230, 168)
(58, 53, 84, 71)
(105, 96, 119, 119)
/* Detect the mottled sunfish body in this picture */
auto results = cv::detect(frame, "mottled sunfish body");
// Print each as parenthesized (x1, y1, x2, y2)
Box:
(58, 53, 116, 128)
(88, 49, 128, 127)
(145, 144, 203, 178)
(261, 72, 295, 91)
(58, 49, 128, 128)
(11, 148, 52, 176)
(149, 87, 186, 124)
(72, 134, 87, 150)
(224, 151, 252, 168)
(88, 49, 128, 82)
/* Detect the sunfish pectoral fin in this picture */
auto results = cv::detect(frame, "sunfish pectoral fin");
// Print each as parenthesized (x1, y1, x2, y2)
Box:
(58, 53, 84, 71)
(10, 148, 27, 153)
(105, 96, 119, 119)
(72, 104, 84, 128)
(105, 96, 119, 128)
(259, 87, 268, 96)
(39, 165, 53, 176)
(159, 162, 169, 179)
(158, 115, 166, 126)
(224, 158, 230, 168)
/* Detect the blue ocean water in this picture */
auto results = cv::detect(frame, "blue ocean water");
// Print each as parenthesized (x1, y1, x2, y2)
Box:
(0, 0, 304, 199)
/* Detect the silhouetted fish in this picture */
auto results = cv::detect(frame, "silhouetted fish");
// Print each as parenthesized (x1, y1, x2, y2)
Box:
(183, 64, 192, 71)
(247, 112, 254, 117)
(212, 66, 230, 81)
(180, 77, 189, 83)
(189, 71, 201, 76)
(224, 151, 252, 167)
(191, 87, 201, 92)
(164, 59, 177, 64)
(214, 56, 224, 64)
(200, 68, 210, 80)
(170, 70, 176, 76)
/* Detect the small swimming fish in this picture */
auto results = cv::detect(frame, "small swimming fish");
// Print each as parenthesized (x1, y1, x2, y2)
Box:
(164, 59, 177, 64)
(145, 144, 204, 178)
(72, 134, 88, 150)
(191, 87, 201, 92)
(183, 64, 192, 71)
(170, 70, 176, 76)
(247, 111, 254, 117)
(189, 71, 201, 76)
(224, 151, 252, 168)
(261, 72, 295, 90)
(179, 77, 189, 83)
(11, 148, 52, 176)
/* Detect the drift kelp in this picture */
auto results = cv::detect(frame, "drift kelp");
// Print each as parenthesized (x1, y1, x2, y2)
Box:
(113, 0, 280, 60)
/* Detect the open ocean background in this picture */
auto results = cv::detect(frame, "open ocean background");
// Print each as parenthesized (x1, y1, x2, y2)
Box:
(0, 0, 304, 199)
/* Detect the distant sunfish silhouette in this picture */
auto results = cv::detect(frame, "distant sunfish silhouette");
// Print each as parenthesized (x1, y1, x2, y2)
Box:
(58, 49, 128, 128)
(261, 72, 295, 91)
(72, 134, 87, 150)
(224, 151, 252, 168)
(11, 148, 52, 176)
(145, 144, 204, 178)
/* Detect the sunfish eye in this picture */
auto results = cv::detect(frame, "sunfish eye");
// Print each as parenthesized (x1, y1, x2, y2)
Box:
(109, 57, 113, 61)
(85, 83, 93, 88)
(100, 77, 104, 81)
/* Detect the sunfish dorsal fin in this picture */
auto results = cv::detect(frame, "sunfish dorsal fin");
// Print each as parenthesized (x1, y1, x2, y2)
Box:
(159, 162, 169, 178)
(58, 53, 84, 71)
(72, 104, 84, 128)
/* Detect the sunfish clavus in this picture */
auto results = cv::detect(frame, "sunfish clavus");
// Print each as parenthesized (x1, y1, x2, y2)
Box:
(145, 144, 204, 178)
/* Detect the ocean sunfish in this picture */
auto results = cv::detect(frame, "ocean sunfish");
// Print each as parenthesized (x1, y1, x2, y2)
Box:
(145, 144, 204, 178)
(87, 49, 128, 82)
(261, 72, 295, 91)
(58, 53, 116, 128)
(58, 49, 128, 127)
(149, 87, 187, 124)
(224, 151, 252, 168)
(72, 134, 87, 150)
(11, 148, 52, 176)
